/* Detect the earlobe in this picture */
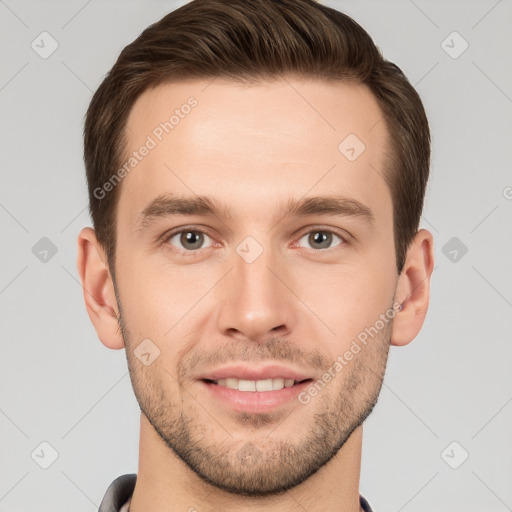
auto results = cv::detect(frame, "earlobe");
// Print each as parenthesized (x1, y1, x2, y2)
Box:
(77, 227, 125, 350)
(391, 229, 435, 347)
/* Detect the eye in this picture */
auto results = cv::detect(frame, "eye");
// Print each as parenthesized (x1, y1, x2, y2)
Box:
(296, 229, 344, 250)
(165, 229, 213, 252)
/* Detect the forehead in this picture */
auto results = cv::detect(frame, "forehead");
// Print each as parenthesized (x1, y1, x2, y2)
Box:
(119, 78, 391, 229)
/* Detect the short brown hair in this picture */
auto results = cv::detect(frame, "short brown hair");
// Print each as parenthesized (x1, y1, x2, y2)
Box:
(84, 0, 430, 275)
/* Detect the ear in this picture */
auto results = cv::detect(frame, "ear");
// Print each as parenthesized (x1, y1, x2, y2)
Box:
(76, 227, 125, 350)
(391, 229, 435, 347)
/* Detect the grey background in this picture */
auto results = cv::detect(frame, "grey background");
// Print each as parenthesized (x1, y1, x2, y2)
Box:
(1, 0, 511, 511)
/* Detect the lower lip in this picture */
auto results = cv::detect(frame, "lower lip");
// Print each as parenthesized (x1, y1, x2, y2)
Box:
(200, 380, 312, 414)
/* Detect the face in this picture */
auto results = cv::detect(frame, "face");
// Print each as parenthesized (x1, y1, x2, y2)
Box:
(114, 78, 398, 495)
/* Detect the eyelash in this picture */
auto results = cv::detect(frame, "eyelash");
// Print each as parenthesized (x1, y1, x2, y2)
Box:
(160, 225, 349, 256)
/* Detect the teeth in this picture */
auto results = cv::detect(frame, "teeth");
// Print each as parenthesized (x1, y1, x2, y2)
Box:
(256, 379, 272, 392)
(213, 378, 298, 391)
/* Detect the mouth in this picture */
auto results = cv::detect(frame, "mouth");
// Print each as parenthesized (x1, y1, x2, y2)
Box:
(202, 377, 313, 392)
(199, 377, 314, 414)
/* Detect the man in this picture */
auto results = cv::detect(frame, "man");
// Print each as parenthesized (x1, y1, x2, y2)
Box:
(77, 0, 434, 510)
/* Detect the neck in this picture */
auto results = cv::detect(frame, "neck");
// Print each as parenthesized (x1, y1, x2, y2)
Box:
(129, 414, 364, 512)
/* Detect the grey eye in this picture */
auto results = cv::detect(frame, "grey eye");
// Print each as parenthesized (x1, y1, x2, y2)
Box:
(297, 230, 343, 250)
(168, 230, 213, 251)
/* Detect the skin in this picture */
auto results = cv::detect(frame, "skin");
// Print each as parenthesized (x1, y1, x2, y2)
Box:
(77, 78, 434, 512)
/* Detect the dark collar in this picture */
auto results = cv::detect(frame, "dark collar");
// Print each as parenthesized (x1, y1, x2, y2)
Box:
(98, 474, 374, 512)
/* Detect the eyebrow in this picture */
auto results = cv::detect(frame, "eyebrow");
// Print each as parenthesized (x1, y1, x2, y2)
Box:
(135, 193, 375, 231)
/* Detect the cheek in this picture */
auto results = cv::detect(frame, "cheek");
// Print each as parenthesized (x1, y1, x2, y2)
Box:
(292, 258, 396, 350)
(116, 255, 217, 341)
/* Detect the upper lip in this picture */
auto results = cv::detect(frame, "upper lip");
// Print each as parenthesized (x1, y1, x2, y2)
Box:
(198, 364, 313, 382)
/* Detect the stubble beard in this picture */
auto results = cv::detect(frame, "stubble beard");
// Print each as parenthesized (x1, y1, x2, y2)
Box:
(117, 297, 392, 497)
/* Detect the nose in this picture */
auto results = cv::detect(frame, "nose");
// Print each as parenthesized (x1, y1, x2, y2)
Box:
(215, 244, 296, 343)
